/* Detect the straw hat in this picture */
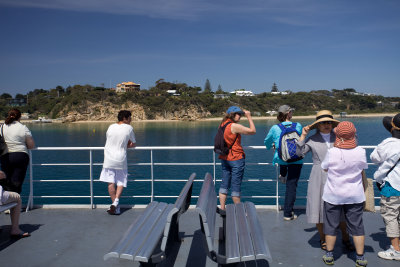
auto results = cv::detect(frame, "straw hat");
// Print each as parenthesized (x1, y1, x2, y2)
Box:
(309, 110, 340, 130)
(334, 121, 357, 149)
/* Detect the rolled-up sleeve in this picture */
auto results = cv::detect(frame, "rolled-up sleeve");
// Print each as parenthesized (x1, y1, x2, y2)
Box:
(296, 138, 311, 157)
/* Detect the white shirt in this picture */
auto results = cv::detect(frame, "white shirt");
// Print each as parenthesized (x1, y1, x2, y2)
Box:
(103, 123, 136, 170)
(320, 132, 331, 148)
(2, 121, 32, 154)
(321, 147, 368, 205)
(370, 137, 400, 191)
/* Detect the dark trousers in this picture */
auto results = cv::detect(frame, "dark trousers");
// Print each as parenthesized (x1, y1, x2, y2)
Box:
(282, 164, 303, 217)
(0, 152, 29, 194)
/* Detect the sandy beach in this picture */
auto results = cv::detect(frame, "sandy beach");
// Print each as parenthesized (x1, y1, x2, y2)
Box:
(4, 112, 397, 124)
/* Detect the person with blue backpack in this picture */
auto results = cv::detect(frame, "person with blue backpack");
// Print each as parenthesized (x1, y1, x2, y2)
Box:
(264, 105, 303, 221)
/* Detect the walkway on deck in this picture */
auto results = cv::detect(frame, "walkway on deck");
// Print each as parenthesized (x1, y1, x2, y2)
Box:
(0, 207, 398, 267)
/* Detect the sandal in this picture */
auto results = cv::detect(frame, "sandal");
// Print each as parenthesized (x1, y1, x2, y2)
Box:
(320, 240, 327, 251)
(10, 232, 30, 239)
(342, 239, 355, 251)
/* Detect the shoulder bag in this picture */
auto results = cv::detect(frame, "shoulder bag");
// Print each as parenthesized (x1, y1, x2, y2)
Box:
(362, 170, 375, 212)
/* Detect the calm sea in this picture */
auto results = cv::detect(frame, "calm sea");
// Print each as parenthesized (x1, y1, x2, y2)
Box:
(20, 117, 388, 206)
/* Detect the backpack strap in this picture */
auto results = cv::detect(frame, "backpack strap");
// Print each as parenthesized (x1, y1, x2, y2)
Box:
(386, 157, 400, 177)
(221, 121, 238, 152)
(277, 123, 286, 131)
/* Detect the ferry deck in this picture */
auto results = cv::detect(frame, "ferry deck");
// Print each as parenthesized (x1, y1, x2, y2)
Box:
(0, 206, 398, 267)
(1, 145, 398, 266)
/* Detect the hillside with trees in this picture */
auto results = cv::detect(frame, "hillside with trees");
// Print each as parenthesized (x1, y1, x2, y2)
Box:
(0, 80, 399, 121)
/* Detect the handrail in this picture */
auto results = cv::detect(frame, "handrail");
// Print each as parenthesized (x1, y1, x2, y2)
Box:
(25, 145, 378, 212)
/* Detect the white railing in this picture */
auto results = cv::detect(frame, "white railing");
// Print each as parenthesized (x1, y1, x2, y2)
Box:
(25, 145, 378, 211)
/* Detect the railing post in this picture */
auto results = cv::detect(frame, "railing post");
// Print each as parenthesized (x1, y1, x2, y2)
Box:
(26, 150, 33, 212)
(275, 163, 279, 212)
(150, 149, 154, 202)
(89, 150, 94, 209)
(213, 151, 216, 184)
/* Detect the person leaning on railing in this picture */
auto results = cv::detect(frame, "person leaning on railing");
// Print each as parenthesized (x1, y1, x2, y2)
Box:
(0, 108, 35, 194)
(296, 110, 354, 251)
(0, 170, 30, 238)
(217, 106, 256, 210)
(99, 110, 136, 215)
(264, 105, 303, 221)
(370, 113, 400, 261)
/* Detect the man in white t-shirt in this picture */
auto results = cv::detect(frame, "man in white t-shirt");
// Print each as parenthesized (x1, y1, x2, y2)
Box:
(99, 110, 136, 215)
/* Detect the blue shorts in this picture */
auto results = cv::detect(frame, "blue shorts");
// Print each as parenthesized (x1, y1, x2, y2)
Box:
(219, 158, 245, 197)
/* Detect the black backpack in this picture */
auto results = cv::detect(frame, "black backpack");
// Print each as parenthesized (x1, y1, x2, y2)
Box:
(214, 122, 238, 155)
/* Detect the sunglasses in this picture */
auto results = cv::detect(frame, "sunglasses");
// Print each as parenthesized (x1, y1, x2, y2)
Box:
(320, 121, 333, 125)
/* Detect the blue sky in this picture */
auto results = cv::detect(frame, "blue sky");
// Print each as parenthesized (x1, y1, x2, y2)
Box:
(0, 0, 399, 96)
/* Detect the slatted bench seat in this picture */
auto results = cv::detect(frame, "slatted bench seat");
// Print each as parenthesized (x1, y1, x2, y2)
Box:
(0, 202, 17, 213)
(104, 173, 196, 266)
(195, 173, 271, 265)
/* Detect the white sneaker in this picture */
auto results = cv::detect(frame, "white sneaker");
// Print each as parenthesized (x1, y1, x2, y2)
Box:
(115, 206, 121, 215)
(378, 246, 400, 260)
(283, 212, 297, 221)
(279, 175, 287, 184)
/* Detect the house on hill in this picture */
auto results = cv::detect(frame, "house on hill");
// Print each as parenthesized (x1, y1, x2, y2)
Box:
(116, 81, 140, 93)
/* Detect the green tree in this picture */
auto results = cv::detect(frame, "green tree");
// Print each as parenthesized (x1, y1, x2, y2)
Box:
(204, 79, 212, 93)
(1, 93, 12, 99)
(271, 83, 278, 92)
(216, 85, 224, 94)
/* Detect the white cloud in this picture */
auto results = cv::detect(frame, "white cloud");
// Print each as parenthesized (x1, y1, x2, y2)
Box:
(0, 0, 329, 22)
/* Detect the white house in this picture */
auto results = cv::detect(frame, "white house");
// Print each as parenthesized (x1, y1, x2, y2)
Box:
(230, 90, 254, 96)
(167, 90, 180, 96)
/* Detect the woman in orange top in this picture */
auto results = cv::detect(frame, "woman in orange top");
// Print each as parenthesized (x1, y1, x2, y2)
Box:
(218, 106, 256, 210)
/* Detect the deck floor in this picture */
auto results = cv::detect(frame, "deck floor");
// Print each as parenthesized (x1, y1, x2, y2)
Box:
(0, 207, 398, 267)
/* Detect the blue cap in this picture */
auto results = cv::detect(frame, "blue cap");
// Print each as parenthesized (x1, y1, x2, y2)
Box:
(226, 106, 244, 115)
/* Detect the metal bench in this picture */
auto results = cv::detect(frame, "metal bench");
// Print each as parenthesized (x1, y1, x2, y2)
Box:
(195, 173, 271, 265)
(104, 173, 196, 266)
(0, 202, 18, 213)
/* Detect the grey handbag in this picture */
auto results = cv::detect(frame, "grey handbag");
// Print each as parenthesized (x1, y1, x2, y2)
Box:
(0, 124, 8, 157)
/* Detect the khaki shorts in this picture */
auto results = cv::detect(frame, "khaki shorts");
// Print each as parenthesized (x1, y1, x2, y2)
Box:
(380, 196, 400, 238)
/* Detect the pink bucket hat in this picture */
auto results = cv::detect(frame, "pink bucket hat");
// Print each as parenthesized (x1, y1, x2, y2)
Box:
(334, 121, 357, 149)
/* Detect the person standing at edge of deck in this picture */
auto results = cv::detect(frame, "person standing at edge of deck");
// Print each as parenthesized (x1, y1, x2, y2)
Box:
(297, 110, 355, 251)
(218, 106, 256, 210)
(321, 121, 368, 267)
(370, 113, 400, 261)
(264, 105, 303, 221)
(99, 110, 136, 215)
(0, 108, 35, 194)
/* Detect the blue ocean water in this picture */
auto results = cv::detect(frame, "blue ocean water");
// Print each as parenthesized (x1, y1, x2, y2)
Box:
(20, 117, 389, 206)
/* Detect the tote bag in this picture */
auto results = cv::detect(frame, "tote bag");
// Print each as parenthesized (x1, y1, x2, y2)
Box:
(0, 124, 8, 157)
(362, 170, 375, 212)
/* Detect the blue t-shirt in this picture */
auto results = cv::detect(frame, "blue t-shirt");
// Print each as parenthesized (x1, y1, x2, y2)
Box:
(264, 121, 303, 165)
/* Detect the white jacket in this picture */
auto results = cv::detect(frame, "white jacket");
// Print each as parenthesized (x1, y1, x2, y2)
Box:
(370, 137, 400, 191)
